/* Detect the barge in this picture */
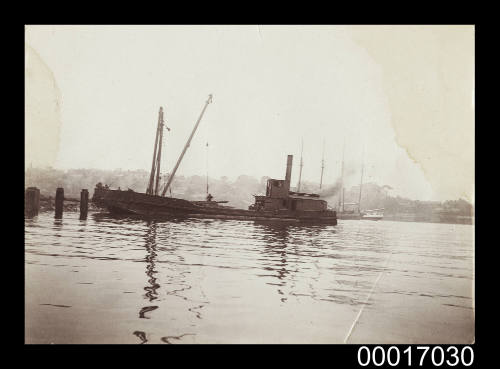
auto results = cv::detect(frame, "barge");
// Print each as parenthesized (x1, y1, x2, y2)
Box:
(92, 95, 337, 224)
(93, 155, 337, 223)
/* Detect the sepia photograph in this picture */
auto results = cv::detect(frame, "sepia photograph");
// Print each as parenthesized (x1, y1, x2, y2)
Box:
(25, 25, 474, 346)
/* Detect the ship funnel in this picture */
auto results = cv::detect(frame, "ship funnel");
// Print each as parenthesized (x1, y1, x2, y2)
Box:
(285, 155, 293, 184)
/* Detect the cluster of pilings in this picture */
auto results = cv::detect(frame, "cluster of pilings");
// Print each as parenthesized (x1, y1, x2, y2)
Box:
(25, 187, 89, 220)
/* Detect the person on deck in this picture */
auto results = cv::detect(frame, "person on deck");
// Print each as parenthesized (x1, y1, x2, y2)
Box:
(206, 193, 213, 202)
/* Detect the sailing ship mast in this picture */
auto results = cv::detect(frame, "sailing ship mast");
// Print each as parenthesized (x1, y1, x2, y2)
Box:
(147, 108, 163, 195)
(358, 148, 364, 214)
(338, 139, 345, 211)
(161, 94, 213, 197)
(297, 139, 304, 192)
(146, 108, 160, 194)
(146, 107, 170, 196)
(319, 139, 325, 190)
(154, 108, 169, 195)
(206, 142, 209, 194)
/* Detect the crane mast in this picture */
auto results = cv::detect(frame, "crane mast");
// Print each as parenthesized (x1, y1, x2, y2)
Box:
(161, 94, 213, 197)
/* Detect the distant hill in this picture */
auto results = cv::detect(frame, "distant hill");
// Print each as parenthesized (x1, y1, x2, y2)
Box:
(25, 167, 474, 222)
(25, 167, 267, 210)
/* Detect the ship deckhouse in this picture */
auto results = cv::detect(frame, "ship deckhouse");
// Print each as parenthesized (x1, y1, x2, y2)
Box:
(250, 155, 328, 212)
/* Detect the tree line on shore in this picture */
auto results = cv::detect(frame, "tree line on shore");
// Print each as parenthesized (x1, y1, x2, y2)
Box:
(25, 167, 473, 219)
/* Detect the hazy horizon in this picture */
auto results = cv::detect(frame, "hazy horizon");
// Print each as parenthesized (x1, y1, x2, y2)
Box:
(25, 25, 474, 203)
(25, 164, 473, 204)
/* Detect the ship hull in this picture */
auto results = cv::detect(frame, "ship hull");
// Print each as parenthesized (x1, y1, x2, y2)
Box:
(338, 212, 362, 220)
(93, 189, 337, 224)
(362, 215, 383, 221)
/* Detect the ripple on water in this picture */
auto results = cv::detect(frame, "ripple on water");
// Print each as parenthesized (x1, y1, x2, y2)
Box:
(25, 212, 474, 344)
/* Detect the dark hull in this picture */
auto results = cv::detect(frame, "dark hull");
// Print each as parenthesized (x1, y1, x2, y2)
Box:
(93, 189, 337, 224)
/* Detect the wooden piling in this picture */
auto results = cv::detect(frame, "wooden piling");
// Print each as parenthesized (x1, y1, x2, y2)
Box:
(55, 187, 64, 219)
(25, 187, 40, 217)
(80, 189, 89, 220)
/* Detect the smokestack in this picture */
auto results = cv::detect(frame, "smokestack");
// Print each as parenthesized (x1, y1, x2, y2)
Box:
(285, 155, 293, 184)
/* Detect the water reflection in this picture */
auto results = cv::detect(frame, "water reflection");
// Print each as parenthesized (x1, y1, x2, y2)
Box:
(143, 222, 160, 302)
(160, 333, 195, 344)
(138, 222, 160, 321)
(253, 223, 337, 304)
(138, 305, 158, 319)
(133, 330, 148, 344)
(254, 223, 292, 303)
(259, 223, 290, 278)
(25, 213, 474, 344)
(132, 222, 161, 343)
(139, 220, 203, 343)
(53, 218, 63, 230)
(160, 220, 209, 322)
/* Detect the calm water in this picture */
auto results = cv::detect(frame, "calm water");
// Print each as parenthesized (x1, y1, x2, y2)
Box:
(25, 211, 474, 344)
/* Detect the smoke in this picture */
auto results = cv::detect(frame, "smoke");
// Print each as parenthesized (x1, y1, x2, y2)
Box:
(319, 161, 361, 198)
(319, 178, 342, 198)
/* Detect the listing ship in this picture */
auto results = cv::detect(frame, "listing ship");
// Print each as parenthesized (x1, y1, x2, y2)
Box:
(93, 95, 337, 224)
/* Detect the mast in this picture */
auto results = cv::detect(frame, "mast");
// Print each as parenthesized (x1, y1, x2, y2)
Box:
(206, 142, 209, 194)
(161, 94, 213, 197)
(154, 108, 170, 195)
(319, 139, 325, 190)
(338, 139, 345, 210)
(153, 108, 164, 195)
(358, 148, 364, 214)
(146, 108, 162, 195)
(297, 139, 303, 192)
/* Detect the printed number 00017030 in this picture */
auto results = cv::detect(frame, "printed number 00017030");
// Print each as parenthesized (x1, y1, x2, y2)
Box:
(357, 346, 474, 367)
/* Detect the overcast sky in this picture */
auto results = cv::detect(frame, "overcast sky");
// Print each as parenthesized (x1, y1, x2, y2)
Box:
(25, 25, 474, 202)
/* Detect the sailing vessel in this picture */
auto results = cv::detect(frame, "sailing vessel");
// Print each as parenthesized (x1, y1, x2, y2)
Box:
(362, 208, 384, 221)
(336, 142, 363, 220)
(92, 95, 337, 224)
(338, 204, 362, 220)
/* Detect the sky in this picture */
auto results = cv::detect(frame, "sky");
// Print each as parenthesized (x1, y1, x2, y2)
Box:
(25, 25, 474, 202)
